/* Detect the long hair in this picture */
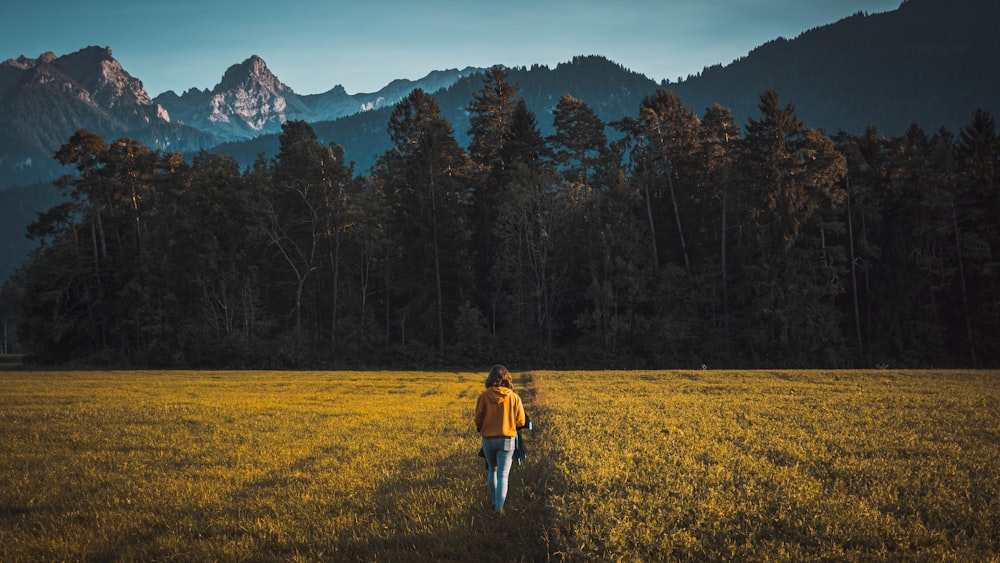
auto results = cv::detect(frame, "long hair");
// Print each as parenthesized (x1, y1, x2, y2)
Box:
(485, 364, 513, 389)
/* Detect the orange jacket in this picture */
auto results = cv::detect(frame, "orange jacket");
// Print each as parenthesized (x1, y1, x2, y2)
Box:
(474, 386, 526, 438)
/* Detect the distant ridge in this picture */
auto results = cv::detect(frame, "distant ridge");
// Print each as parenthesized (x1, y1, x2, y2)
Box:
(152, 55, 480, 143)
(0, 47, 480, 188)
(2, 0, 997, 190)
(204, 0, 1000, 172)
(667, 0, 1000, 134)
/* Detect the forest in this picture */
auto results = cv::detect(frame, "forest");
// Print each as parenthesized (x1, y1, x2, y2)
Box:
(4, 67, 998, 368)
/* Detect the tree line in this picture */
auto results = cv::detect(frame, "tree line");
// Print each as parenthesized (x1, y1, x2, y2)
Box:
(7, 67, 999, 368)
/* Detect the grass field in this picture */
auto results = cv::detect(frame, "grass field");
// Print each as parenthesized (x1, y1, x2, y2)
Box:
(1, 369, 998, 561)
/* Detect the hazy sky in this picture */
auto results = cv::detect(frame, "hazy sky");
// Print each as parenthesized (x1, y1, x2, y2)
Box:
(2, 0, 901, 97)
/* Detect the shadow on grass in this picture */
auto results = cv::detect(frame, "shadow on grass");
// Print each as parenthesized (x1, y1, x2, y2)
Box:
(139, 372, 562, 561)
(331, 372, 560, 561)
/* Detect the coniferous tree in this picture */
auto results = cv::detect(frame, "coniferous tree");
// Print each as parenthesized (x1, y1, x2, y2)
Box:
(468, 66, 520, 173)
(573, 165, 656, 360)
(262, 121, 331, 349)
(157, 150, 263, 364)
(953, 110, 1000, 365)
(348, 173, 394, 353)
(491, 100, 563, 353)
(47, 130, 113, 355)
(616, 89, 701, 270)
(835, 128, 886, 360)
(21, 132, 162, 362)
(549, 94, 607, 192)
(736, 90, 847, 366)
(381, 89, 473, 354)
(699, 104, 743, 345)
(467, 67, 521, 330)
(16, 79, 1000, 369)
(316, 143, 354, 354)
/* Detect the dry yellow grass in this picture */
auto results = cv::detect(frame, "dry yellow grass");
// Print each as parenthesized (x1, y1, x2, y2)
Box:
(1, 369, 998, 561)
(0, 371, 549, 561)
(536, 369, 1000, 561)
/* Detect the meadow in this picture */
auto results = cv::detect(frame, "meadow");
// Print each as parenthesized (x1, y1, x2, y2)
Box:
(1, 369, 997, 561)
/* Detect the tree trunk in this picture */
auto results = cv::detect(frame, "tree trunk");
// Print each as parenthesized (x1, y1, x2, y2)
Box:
(951, 200, 977, 367)
(641, 156, 660, 270)
(859, 189, 872, 355)
(429, 170, 445, 351)
(667, 164, 690, 270)
(846, 177, 864, 352)
(329, 227, 341, 348)
(720, 174, 729, 335)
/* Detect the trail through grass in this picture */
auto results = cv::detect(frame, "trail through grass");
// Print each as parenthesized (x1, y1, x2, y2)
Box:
(0, 371, 552, 561)
(1, 369, 998, 561)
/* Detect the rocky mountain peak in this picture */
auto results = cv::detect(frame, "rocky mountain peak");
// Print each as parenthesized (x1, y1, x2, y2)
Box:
(217, 54, 290, 94)
(192, 55, 301, 137)
(51, 45, 153, 106)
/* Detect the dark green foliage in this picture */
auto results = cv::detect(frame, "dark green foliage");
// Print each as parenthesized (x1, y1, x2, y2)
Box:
(379, 89, 473, 354)
(11, 89, 1000, 368)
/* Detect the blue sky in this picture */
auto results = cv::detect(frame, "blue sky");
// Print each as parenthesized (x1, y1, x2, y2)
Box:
(2, 0, 901, 97)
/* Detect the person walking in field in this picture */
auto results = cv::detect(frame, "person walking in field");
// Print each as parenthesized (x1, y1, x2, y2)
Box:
(474, 364, 526, 514)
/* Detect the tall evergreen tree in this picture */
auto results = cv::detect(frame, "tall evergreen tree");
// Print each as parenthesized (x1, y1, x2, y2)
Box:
(261, 121, 328, 346)
(467, 66, 519, 173)
(156, 150, 264, 364)
(347, 174, 394, 353)
(617, 89, 702, 270)
(954, 109, 1000, 365)
(736, 90, 848, 366)
(549, 94, 607, 192)
(381, 89, 473, 353)
(834, 127, 889, 361)
(21, 132, 162, 362)
(698, 103, 743, 351)
(490, 100, 562, 353)
(467, 67, 521, 328)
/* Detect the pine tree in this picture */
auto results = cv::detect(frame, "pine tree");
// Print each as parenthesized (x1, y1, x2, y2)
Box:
(490, 101, 562, 351)
(467, 66, 519, 173)
(736, 90, 848, 366)
(156, 150, 263, 364)
(698, 103, 743, 347)
(549, 94, 607, 192)
(617, 89, 701, 270)
(466, 67, 521, 329)
(382, 89, 473, 353)
(954, 109, 1000, 365)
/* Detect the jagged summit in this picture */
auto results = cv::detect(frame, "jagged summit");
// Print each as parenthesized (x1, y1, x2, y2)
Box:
(217, 54, 291, 94)
(57, 45, 153, 106)
(0, 45, 209, 187)
(153, 53, 302, 139)
(0, 45, 156, 117)
(2, 0, 994, 193)
(152, 56, 482, 143)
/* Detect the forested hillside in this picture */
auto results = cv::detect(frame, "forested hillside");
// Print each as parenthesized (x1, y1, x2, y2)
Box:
(671, 0, 1000, 134)
(209, 0, 1000, 174)
(208, 56, 658, 173)
(3, 0, 997, 295)
(6, 68, 997, 368)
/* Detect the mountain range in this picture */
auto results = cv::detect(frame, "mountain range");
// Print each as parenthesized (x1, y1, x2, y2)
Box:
(1, 0, 998, 283)
(0, 45, 480, 188)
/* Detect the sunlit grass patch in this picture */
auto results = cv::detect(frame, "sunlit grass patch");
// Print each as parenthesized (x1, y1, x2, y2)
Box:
(0, 370, 551, 561)
(534, 369, 1000, 561)
(2, 369, 997, 561)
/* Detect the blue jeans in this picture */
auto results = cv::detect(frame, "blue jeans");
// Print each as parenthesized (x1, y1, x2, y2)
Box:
(481, 436, 516, 512)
